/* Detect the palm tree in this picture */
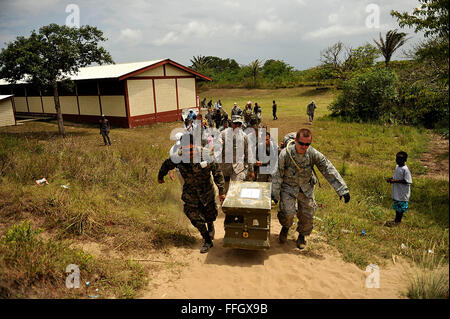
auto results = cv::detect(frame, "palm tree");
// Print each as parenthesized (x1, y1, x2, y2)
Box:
(249, 59, 262, 87)
(190, 55, 211, 73)
(373, 29, 408, 67)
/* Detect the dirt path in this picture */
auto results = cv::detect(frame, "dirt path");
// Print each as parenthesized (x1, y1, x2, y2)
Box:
(419, 134, 449, 181)
(140, 213, 412, 299)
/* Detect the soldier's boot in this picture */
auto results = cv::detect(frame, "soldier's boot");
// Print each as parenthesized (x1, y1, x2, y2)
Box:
(200, 232, 213, 254)
(207, 222, 215, 240)
(279, 227, 289, 244)
(296, 234, 306, 250)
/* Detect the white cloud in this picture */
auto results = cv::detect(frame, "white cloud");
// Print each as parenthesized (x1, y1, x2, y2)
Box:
(230, 23, 243, 35)
(256, 19, 280, 33)
(303, 23, 390, 40)
(0, 0, 424, 70)
(223, 0, 240, 8)
(118, 28, 143, 46)
(152, 20, 219, 46)
(152, 31, 179, 46)
(328, 13, 338, 24)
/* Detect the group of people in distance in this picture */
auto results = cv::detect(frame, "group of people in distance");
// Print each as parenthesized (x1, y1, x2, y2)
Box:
(158, 98, 412, 254)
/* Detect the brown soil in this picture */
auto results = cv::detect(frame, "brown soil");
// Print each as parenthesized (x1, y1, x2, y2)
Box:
(419, 134, 449, 181)
(139, 213, 413, 299)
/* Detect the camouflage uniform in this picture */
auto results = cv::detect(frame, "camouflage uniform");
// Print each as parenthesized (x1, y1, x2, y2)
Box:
(255, 139, 278, 182)
(158, 150, 225, 237)
(307, 102, 316, 122)
(205, 111, 214, 128)
(243, 108, 253, 127)
(231, 106, 242, 116)
(219, 127, 254, 194)
(272, 143, 348, 236)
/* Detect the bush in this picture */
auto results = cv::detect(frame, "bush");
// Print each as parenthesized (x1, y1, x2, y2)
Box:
(407, 267, 449, 299)
(329, 68, 398, 122)
(396, 81, 449, 129)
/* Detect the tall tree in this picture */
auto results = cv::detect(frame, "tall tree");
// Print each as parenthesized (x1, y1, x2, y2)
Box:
(391, 0, 449, 84)
(373, 30, 408, 66)
(189, 55, 211, 73)
(262, 59, 293, 80)
(391, 0, 449, 38)
(249, 59, 262, 87)
(0, 24, 113, 136)
(320, 42, 380, 80)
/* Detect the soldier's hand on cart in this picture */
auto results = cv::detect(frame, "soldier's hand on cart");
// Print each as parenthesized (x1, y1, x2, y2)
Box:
(169, 170, 175, 181)
(256, 161, 263, 166)
(271, 195, 278, 205)
(158, 178, 165, 184)
(219, 194, 226, 203)
(340, 193, 350, 203)
(249, 171, 255, 180)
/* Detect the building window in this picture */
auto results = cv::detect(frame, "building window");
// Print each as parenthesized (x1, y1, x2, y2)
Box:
(0, 85, 12, 95)
(58, 81, 76, 96)
(76, 80, 98, 95)
(25, 84, 41, 97)
(12, 85, 26, 97)
(99, 80, 125, 95)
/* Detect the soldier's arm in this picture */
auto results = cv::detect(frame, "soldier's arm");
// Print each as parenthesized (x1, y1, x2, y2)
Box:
(313, 150, 349, 196)
(158, 158, 177, 183)
(271, 149, 286, 201)
(244, 135, 254, 173)
(211, 162, 226, 196)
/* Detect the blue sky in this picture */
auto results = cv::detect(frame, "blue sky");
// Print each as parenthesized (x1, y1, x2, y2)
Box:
(0, 0, 423, 70)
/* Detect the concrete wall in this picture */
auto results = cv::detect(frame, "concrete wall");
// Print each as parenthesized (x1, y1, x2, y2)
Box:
(14, 97, 28, 112)
(165, 64, 191, 76)
(0, 98, 15, 127)
(127, 79, 155, 116)
(28, 97, 42, 113)
(60, 96, 79, 115)
(42, 97, 56, 114)
(101, 95, 126, 117)
(135, 66, 164, 77)
(78, 96, 100, 116)
(177, 78, 196, 109)
(154, 79, 177, 113)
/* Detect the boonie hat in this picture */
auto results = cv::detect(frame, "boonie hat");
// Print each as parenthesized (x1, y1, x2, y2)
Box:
(231, 115, 243, 124)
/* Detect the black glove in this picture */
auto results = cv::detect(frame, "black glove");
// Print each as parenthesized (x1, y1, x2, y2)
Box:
(340, 193, 350, 203)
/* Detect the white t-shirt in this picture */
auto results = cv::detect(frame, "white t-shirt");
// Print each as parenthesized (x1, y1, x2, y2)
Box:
(392, 165, 412, 201)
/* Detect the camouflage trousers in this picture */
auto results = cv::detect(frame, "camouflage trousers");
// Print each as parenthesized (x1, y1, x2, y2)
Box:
(184, 201, 218, 235)
(278, 190, 317, 236)
(255, 172, 272, 182)
(220, 163, 247, 195)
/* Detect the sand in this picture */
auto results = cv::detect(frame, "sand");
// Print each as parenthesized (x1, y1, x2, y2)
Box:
(141, 213, 412, 299)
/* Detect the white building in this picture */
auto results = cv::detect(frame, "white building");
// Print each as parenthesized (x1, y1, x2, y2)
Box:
(0, 95, 16, 127)
(0, 59, 211, 128)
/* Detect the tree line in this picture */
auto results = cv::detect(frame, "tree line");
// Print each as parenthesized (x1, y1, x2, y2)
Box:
(0, 0, 447, 135)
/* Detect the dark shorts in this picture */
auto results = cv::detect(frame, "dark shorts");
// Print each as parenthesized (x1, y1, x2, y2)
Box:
(393, 200, 408, 213)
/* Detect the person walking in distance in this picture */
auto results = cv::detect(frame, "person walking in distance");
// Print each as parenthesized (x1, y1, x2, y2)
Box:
(99, 114, 111, 145)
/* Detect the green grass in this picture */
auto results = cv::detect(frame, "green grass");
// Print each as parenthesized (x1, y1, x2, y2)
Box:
(0, 86, 448, 298)
(0, 221, 148, 298)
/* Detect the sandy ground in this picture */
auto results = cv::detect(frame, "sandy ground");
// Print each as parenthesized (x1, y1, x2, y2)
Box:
(419, 133, 449, 181)
(140, 212, 412, 299)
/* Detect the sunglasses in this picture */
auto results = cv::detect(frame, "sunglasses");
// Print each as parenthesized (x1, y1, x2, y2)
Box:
(296, 140, 311, 146)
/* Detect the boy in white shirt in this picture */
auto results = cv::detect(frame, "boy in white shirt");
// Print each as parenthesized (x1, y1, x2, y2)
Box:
(385, 151, 412, 227)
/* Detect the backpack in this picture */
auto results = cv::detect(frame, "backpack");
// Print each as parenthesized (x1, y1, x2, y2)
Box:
(280, 132, 321, 187)
(280, 132, 296, 149)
